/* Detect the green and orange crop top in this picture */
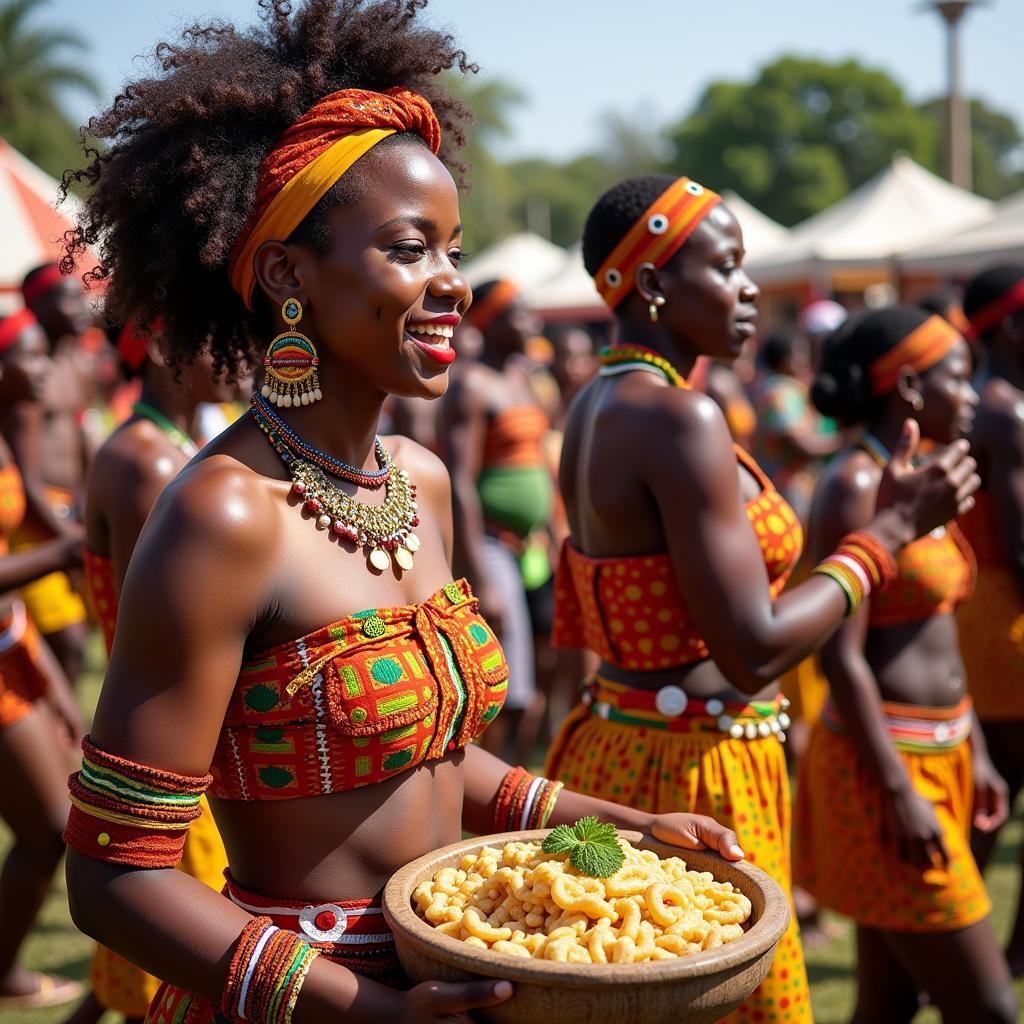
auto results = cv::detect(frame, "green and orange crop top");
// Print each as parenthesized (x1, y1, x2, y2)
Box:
(868, 523, 975, 629)
(209, 579, 508, 800)
(552, 446, 803, 670)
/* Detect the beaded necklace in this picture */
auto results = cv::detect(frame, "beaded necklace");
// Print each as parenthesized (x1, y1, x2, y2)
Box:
(250, 394, 390, 487)
(597, 344, 688, 389)
(132, 402, 199, 457)
(254, 408, 420, 573)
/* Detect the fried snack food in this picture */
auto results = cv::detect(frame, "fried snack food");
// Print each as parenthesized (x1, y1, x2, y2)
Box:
(411, 837, 752, 964)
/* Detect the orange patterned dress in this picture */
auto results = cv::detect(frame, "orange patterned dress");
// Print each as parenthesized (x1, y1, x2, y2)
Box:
(547, 446, 812, 1024)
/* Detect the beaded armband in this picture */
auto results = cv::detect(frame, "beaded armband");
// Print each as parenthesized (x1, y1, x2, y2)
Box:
(222, 917, 319, 1024)
(812, 530, 898, 616)
(493, 766, 564, 833)
(64, 737, 212, 868)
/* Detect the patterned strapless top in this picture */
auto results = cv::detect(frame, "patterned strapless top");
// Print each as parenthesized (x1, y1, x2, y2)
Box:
(552, 446, 803, 670)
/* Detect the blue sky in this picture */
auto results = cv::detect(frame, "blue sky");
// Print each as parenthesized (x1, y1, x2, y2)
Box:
(45, 0, 1024, 160)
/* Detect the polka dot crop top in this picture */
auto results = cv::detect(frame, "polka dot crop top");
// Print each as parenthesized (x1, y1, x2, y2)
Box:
(552, 446, 803, 670)
(208, 579, 508, 800)
(868, 523, 975, 629)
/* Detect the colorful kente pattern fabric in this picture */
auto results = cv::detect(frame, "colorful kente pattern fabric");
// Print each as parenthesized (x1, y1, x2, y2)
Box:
(209, 579, 507, 800)
(546, 682, 811, 1024)
(957, 493, 1024, 721)
(552, 446, 802, 670)
(868, 522, 975, 629)
(0, 602, 47, 727)
(795, 703, 990, 933)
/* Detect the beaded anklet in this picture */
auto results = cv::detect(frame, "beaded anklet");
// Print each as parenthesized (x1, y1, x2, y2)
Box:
(493, 767, 563, 832)
(222, 916, 319, 1024)
(813, 530, 898, 616)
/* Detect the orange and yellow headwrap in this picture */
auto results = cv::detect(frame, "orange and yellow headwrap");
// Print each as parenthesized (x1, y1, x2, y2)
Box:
(467, 280, 520, 332)
(869, 315, 962, 396)
(594, 177, 721, 310)
(228, 87, 442, 310)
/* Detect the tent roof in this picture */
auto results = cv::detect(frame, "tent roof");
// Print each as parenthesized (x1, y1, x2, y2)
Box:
(746, 155, 993, 285)
(522, 244, 606, 317)
(0, 139, 97, 304)
(720, 191, 789, 261)
(463, 231, 567, 289)
(898, 188, 1024, 274)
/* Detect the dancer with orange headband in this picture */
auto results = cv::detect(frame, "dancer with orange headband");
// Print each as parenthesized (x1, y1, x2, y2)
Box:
(441, 278, 552, 760)
(795, 305, 1017, 1022)
(0, 311, 84, 1010)
(958, 264, 1024, 975)
(68, 325, 232, 1024)
(544, 174, 979, 1024)
(7, 264, 93, 687)
(59, 6, 744, 1022)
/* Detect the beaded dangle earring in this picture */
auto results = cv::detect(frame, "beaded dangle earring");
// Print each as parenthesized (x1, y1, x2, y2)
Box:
(261, 298, 323, 408)
(648, 297, 665, 323)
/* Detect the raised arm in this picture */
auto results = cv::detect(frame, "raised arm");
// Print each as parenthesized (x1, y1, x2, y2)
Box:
(645, 393, 975, 692)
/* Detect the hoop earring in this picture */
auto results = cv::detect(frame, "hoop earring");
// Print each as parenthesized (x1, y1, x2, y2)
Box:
(261, 298, 322, 408)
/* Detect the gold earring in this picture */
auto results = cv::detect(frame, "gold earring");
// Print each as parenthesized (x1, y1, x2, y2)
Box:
(649, 299, 664, 324)
(261, 298, 322, 408)
(911, 394, 924, 412)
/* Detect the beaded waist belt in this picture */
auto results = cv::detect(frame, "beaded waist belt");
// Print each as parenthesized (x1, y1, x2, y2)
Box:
(583, 675, 791, 742)
(224, 874, 397, 975)
(820, 695, 973, 753)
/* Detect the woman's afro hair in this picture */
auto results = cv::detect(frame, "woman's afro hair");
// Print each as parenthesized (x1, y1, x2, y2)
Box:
(962, 263, 1024, 343)
(811, 305, 931, 427)
(61, 0, 475, 379)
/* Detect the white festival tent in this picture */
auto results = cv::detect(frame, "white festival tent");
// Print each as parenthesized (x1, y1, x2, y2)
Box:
(522, 244, 604, 319)
(0, 138, 97, 311)
(899, 188, 1024, 275)
(720, 191, 790, 262)
(746, 154, 993, 287)
(463, 231, 567, 290)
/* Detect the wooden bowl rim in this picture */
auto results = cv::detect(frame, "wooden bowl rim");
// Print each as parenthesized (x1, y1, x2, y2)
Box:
(383, 829, 791, 986)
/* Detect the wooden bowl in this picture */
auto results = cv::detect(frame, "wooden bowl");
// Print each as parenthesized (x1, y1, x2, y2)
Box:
(383, 829, 790, 1024)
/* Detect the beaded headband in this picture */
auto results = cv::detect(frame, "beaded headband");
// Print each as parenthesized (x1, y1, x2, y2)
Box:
(967, 279, 1024, 340)
(0, 309, 38, 354)
(868, 315, 961, 395)
(21, 263, 63, 305)
(594, 177, 721, 310)
(467, 280, 519, 332)
(228, 87, 442, 310)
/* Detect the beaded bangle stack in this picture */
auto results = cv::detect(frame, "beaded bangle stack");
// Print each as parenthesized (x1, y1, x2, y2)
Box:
(493, 766, 564, 833)
(222, 917, 319, 1024)
(812, 530, 898, 616)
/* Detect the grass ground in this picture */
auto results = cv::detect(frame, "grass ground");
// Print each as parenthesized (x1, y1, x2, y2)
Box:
(3, 642, 1024, 1023)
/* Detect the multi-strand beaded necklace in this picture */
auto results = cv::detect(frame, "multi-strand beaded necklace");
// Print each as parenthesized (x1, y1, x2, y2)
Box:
(250, 393, 420, 573)
(597, 344, 688, 389)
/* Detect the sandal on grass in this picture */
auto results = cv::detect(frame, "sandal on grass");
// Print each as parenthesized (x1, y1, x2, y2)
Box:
(0, 973, 84, 1009)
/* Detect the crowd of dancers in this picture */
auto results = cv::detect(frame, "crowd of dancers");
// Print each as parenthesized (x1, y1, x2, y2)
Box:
(0, 2, 1022, 1022)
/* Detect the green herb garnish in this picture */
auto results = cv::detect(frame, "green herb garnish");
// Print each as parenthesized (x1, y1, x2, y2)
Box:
(541, 816, 626, 877)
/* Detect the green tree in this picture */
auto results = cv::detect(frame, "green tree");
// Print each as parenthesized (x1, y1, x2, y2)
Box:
(919, 96, 1024, 199)
(0, 0, 99, 177)
(665, 57, 939, 225)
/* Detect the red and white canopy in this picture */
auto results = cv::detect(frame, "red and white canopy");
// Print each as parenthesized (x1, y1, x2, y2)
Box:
(0, 137, 98, 309)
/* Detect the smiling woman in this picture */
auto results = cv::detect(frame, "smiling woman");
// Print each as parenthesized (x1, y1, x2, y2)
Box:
(55, 4, 748, 1024)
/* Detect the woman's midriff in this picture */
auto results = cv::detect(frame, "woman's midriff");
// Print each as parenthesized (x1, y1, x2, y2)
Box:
(209, 751, 465, 901)
(864, 613, 967, 708)
(595, 658, 780, 705)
